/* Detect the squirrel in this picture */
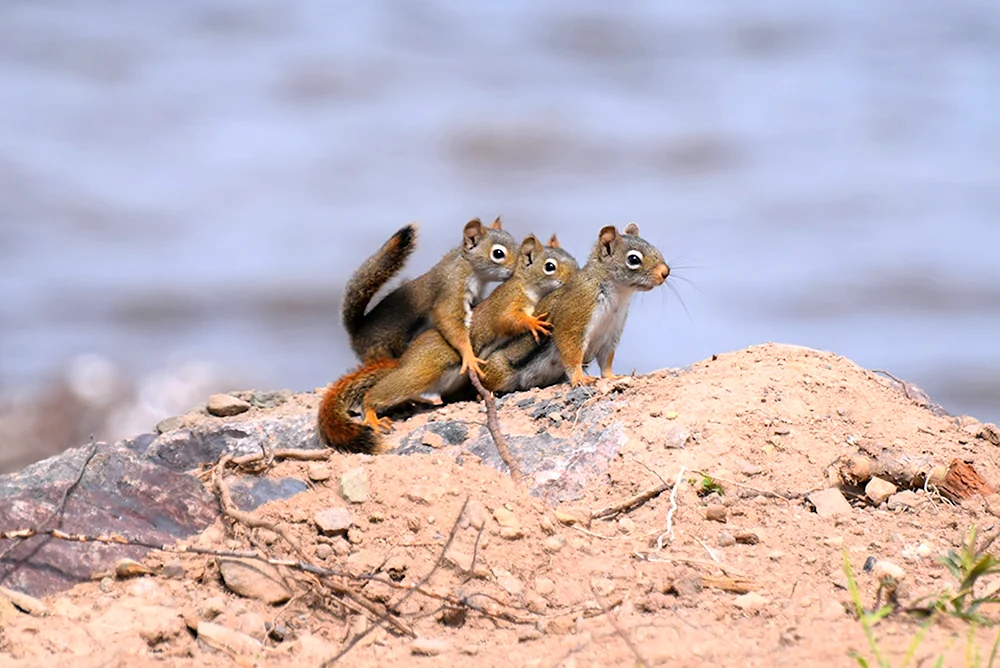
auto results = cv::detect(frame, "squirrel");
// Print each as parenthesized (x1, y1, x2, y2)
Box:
(480, 223, 669, 392)
(318, 234, 578, 453)
(341, 217, 519, 375)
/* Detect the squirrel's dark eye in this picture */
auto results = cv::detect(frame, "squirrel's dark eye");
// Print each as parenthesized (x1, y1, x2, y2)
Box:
(543, 260, 557, 275)
(626, 250, 643, 269)
(490, 244, 507, 263)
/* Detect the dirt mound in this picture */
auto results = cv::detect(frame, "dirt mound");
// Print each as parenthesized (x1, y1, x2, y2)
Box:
(2, 343, 999, 667)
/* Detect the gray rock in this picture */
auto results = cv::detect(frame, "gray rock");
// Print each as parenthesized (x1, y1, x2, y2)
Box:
(426, 421, 469, 445)
(249, 389, 292, 409)
(515, 397, 536, 408)
(531, 400, 556, 419)
(142, 414, 320, 471)
(228, 477, 308, 512)
(0, 443, 216, 598)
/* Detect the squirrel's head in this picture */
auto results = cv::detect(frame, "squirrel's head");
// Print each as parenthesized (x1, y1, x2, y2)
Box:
(590, 223, 669, 292)
(462, 217, 518, 281)
(514, 234, 579, 297)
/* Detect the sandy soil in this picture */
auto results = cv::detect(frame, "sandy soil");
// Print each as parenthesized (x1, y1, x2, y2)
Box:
(2, 343, 999, 667)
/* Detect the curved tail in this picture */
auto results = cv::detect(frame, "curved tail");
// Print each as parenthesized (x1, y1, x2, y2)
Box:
(318, 358, 398, 453)
(341, 224, 418, 342)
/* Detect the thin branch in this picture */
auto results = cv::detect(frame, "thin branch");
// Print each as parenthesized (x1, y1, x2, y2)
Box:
(592, 482, 671, 520)
(467, 371, 524, 486)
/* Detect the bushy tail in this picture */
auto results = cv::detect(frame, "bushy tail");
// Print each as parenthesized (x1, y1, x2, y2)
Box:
(341, 224, 418, 339)
(318, 358, 398, 453)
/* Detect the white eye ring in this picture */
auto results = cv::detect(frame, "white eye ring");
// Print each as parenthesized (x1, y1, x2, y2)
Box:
(626, 250, 643, 269)
(543, 259, 557, 275)
(490, 244, 508, 263)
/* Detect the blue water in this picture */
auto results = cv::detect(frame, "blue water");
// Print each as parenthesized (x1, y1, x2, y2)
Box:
(2, 1, 998, 421)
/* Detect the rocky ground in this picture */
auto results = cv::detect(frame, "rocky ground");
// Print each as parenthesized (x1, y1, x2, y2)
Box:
(2, 343, 1000, 667)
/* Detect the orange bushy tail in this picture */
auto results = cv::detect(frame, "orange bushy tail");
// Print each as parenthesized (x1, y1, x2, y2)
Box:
(318, 358, 398, 453)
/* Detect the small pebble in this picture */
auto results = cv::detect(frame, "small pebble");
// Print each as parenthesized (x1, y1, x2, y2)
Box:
(706, 505, 728, 523)
(206, 394, 251, 417)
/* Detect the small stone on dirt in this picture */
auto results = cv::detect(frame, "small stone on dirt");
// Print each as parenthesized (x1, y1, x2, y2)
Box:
(115, 558, 153, 579)
(421, 431, 446, 449)
(618, 517, 636, 534)
(672, 573, 704, 598)
(307, 463, 331, 481)
(719, 531, 736, 547)
(553, 506, 591, 528)
(706, 504, 728, 523)
(664, 426, 690, 449)
(808, 488, 853, 517)
(315, 544, 332, 560)
(198, 621, 262, 656)
(493, 507, 520, 531)
(218, 558, 292, 604)
(543, 535, 566, 553)
(411, 637, 451, 656)
(535, 577, 556, 596)
(461, 499, 489, 530)
(865, 477, 897, 506)
(0, 586, 50, 616)
(340, 466, 369, 503)
(206, 393, 251, 417)
(872, 560, 906, 583)
(733, 592, 769, 611)
(315, 507, 353, 534)
(735, 531, 761, 545)
(887, 490, 922, 510)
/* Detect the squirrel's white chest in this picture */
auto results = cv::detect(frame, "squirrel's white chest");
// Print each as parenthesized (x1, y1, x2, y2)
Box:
(464, 276, 483, 329)
(582, 286, 632, 363)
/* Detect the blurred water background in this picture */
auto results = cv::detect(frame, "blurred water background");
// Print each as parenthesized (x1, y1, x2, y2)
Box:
(2, 1, 999, 472)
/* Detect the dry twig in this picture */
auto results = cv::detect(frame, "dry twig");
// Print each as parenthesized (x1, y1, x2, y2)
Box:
(593, 482, 671, 520)
(467, 371, 524, 486)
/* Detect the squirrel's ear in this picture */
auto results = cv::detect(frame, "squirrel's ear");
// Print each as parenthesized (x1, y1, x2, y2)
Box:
(623, 222, 640, 236)
(547, 234, 561, 248)
(464, 218, 486, 249)
(490, 216, 503, 230)
(519, 235, 542, 265)
(598, 225, 618, 257)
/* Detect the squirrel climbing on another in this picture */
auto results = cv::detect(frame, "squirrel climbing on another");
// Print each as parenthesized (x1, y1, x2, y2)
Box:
(480, 223, 669, 392)
(318, 235, 578, 453)
(341, 218, 518, 375)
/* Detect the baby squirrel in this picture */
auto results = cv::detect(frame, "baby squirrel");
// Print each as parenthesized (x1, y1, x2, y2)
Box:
(341, 218, 518, 375)
(481, 223, 669, 392)
(318, 235, 578, 453)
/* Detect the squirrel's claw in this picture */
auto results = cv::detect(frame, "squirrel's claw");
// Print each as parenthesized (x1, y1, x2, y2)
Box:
(362, 409, 393, 434)
(526, 315, 553, 341)
(461, 353, 488, 379)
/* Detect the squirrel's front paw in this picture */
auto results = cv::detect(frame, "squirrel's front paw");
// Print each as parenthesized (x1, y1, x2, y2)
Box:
(525, 314, 553, 341)
(461, 354, 488, 378)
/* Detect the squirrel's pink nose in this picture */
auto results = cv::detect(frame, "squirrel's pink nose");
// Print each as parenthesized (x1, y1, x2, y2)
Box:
(655, 263, 670, 284)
